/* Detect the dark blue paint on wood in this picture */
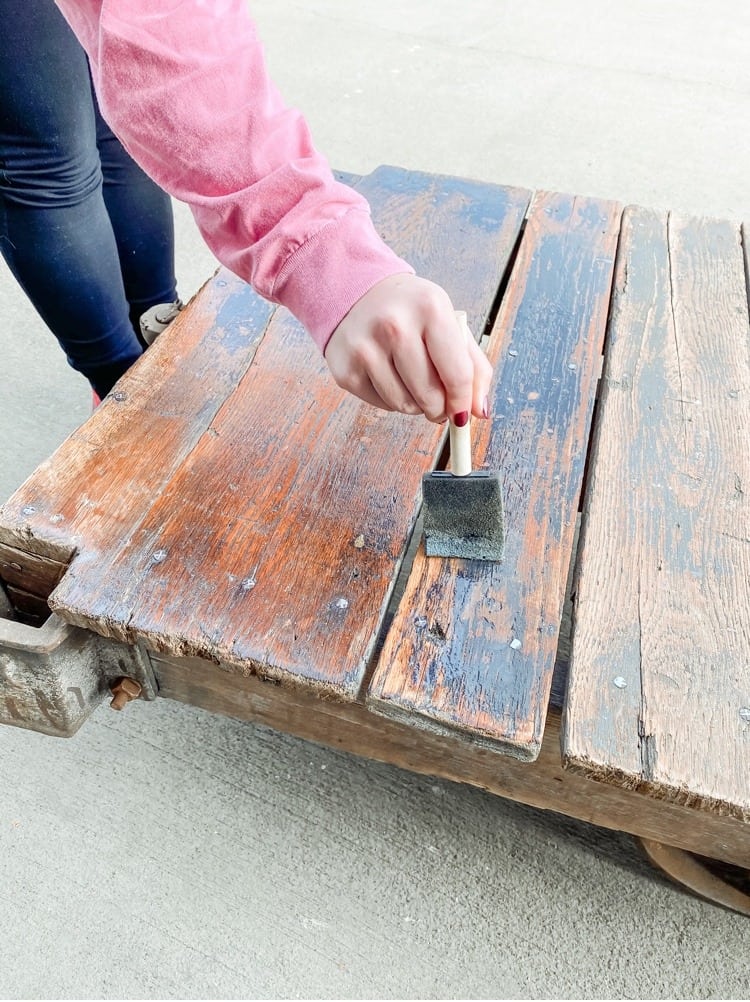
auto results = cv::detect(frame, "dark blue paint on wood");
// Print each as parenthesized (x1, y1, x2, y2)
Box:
(368, 191, 622, 760)
(31, 166, 531, 699)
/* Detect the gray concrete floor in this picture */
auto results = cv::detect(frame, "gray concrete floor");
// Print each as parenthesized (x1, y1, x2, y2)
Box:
(1, 1, 749, 998)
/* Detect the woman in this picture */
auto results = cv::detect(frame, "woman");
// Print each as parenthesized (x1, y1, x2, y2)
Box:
(0, 0, 180, 400)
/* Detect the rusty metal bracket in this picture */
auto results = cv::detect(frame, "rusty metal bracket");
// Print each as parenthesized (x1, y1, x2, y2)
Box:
(0, 609, 157, 738)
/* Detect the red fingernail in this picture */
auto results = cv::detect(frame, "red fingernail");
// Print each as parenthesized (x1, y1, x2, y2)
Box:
(482, 397, 489, 419)
(453, 411, 470, 427)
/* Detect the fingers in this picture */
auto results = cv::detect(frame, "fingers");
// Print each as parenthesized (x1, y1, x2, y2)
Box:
(466, 333, 494, 418)
(344, 373, 396, 413)
(368, 368, 423, 416)
(325, 350, 395, 412)
(390, 327, 447, 422)
(420, 312, 475, 421)
(324, 274, 494, 422)
(330, 345, 426, 417)
(417, 310, 493, 422)
(329, 327, 445, 420)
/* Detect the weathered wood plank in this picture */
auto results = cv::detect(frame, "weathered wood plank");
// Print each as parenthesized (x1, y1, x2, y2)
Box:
(367, 192, 621, 759)
(4, 585, 50, 624)
(0, 541, 66, 599)
(563, 207, 750, 821)
(0, 270, 275, 564)
(26, 168, 531, 696)
(151, 651, 750, 871)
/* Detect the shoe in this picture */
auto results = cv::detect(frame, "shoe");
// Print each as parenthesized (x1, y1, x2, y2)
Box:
(139, 299, 183, 346)
(88, 301, 182, 414)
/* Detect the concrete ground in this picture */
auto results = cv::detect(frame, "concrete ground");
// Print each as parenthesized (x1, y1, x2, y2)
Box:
(1, 1, 749, 997)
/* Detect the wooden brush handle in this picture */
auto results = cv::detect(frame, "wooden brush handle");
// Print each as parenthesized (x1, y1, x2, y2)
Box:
(449, 418, 472, 476)
(450, 312, 473, 476)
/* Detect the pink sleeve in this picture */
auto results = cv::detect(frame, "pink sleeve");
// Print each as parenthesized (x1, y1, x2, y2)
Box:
(54, 0, 413, 351)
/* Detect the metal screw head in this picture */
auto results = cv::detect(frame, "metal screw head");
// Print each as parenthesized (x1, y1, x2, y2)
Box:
(109, 677, 142, 711)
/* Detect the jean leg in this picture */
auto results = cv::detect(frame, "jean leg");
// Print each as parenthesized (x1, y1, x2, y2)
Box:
(93, 90, 179, 339)
(0, 0, 143, 396)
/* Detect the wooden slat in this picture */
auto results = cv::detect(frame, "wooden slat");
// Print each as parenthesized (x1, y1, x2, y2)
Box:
(152, 650, 750, 872)
(563, 207, 750, 821)
(4, 585, 50, 624)
(0, 541, 66, 598)
(367, 192, 622, 759)
(3, 167, 530, 697)
(0, 270, 275, 563)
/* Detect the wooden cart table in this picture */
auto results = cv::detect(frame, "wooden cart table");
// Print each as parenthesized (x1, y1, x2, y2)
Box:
(1, 167, 748, 914)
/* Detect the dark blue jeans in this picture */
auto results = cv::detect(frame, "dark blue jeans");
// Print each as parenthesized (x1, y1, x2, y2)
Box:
(0, 0, 178, 397)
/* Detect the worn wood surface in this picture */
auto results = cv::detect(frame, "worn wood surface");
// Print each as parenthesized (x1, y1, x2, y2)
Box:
(367, 192, 621, 760)
(3, 585, 49, 624)
(563, 207, 750, 821)
(0, 167, 530, 698)
(150, 650, 750, 871)
(2, 168, 750, 901)
(0, 541, 67, 621)
(0, 269, 275, 566)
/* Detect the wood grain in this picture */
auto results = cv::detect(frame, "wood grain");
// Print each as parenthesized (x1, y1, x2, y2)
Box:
(151, 650, 750, 871)
(0, 542, 66, 599)
(367, 192, 622, 760)
(0, 268, 274, 566)
(563, 207, 750, 821)
(4, 585, 50, 625)
(0, 168, 530, 698)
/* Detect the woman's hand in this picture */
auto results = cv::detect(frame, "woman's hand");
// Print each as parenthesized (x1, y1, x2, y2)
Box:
(324, 274, 492, 423)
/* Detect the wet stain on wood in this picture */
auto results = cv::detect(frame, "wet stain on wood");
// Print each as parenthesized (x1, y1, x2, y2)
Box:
(0, 167, 530, 698)
(367, 191, 622, 760)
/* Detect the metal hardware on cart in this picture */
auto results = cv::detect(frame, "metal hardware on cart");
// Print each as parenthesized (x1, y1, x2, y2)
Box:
(0, 607, 157, 738)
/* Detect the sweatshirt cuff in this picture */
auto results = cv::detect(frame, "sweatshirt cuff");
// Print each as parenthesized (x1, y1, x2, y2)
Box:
(270, 207, 415, 352)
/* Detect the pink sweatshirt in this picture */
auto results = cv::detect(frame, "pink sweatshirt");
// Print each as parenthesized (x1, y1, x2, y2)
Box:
(55, 0, 413, 351)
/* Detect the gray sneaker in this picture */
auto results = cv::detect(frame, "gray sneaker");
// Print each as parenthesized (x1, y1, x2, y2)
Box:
(139, 299, 183, 346)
